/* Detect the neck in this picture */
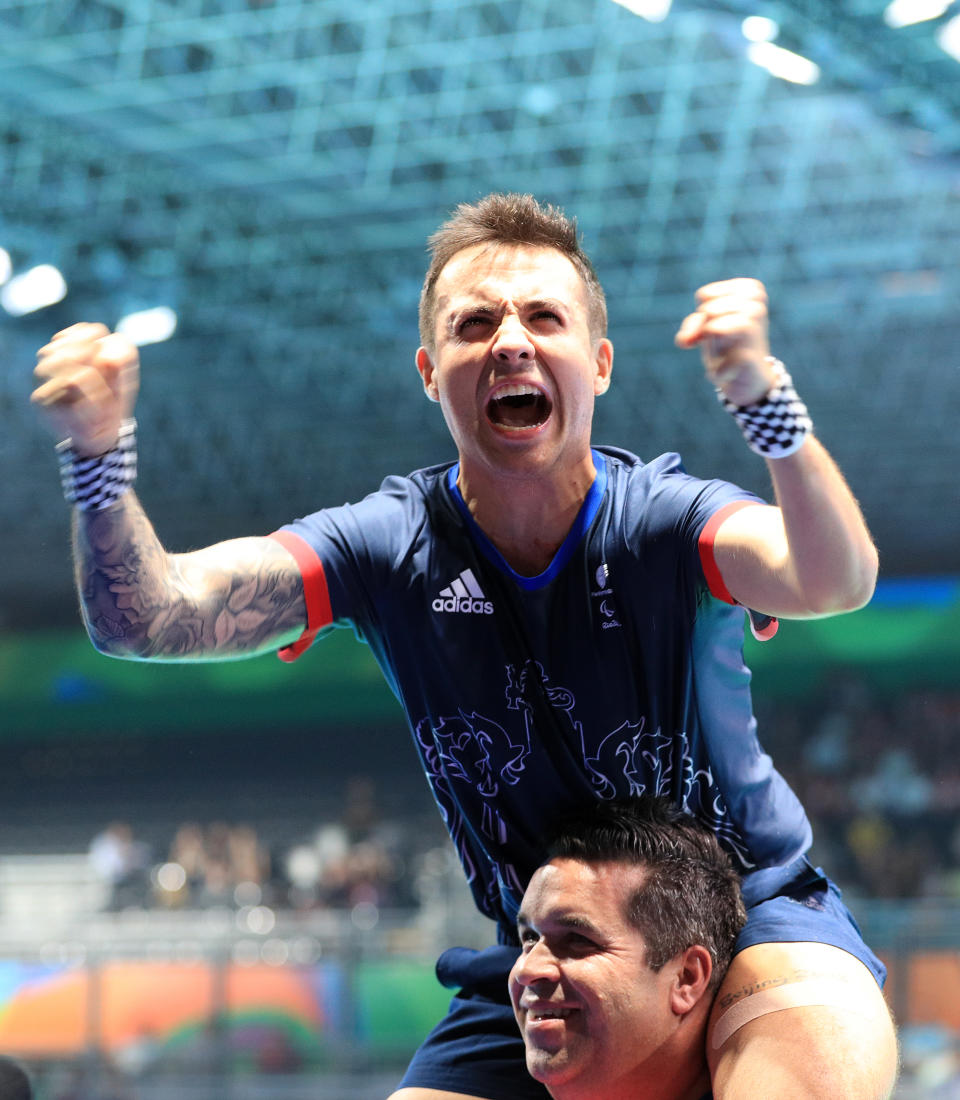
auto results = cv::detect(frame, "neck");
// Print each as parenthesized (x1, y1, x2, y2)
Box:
(456, 452, 598, 576)
(553, 1060, 710, 1100)
(550, 1019, 711, 1100)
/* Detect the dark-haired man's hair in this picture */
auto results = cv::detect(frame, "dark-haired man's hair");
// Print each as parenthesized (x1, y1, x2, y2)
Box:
(547, 797, 746, 992)
(419, 192, 608, 350)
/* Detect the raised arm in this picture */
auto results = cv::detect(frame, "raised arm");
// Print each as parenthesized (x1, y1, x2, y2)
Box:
(32, 324, 306, 660)
(71, 494, 305, 659)
(675, 279, 878, 620)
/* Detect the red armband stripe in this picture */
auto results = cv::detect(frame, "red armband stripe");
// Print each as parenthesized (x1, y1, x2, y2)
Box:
(698, 500, 760, 606)
(268, 530, 333, 663)
(748, 611, 779, 641)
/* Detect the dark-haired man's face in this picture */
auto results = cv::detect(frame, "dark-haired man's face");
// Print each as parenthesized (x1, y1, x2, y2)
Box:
(415, 244, 612, 490)
(510, 857, 689, 1099)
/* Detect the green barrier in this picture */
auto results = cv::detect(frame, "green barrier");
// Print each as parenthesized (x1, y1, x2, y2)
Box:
(0, 625, 401, 740)
(353, 959, 452, 1050)
(745, 579, 960, 698)
(2, 578, 958, 740)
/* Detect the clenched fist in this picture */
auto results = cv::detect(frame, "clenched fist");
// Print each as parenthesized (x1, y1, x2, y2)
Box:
(674, 278, 778, 407)
(32, 323, 140, 456)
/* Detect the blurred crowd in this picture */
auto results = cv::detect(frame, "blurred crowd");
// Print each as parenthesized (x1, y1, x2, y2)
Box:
(87, 777, 423, 915)
(85, 680, 960, 915)
(757, 678, 960, 900)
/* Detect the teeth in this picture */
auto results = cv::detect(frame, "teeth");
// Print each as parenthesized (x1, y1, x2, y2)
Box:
(494, 384, 540, 400)
(532, 1008, 571, 1021)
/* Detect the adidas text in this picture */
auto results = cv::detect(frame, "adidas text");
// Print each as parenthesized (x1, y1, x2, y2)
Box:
(432, 595, 494, 614)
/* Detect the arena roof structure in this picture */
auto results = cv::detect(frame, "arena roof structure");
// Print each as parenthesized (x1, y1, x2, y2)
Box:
(2, 0, 959, 627)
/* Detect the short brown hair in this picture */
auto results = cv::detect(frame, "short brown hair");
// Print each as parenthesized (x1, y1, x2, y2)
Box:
(418, 192, 608, 349)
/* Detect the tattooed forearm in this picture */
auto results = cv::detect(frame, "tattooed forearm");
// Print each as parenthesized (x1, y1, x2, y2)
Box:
(72, 494, 306, 660)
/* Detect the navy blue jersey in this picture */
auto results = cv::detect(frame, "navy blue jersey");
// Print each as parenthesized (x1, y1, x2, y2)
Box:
(274, 446, 812, 935)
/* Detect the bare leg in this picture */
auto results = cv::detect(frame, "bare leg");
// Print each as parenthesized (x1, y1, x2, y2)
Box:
(708, 941, 898, 1099)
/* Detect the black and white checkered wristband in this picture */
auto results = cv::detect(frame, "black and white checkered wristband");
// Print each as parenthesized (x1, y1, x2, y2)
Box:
(717, 359, 812, 458)
(56, 419, 138, 510)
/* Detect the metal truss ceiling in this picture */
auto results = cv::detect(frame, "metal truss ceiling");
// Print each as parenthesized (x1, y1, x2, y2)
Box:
(1, 0, 959, 626)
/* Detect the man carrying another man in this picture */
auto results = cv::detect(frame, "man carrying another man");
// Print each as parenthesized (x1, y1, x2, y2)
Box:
(32, 193, 897, 1097)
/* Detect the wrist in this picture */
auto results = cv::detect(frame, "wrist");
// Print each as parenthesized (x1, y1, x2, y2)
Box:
(717, 359, 812, 458)
(56, 418, 138, 510)
(714, 355, 779, 407)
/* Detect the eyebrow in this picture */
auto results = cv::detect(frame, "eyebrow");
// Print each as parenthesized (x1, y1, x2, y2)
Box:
(445, 304, 495, 338)
(516, 911, 601, 936)
(444, 298, 568, 334)
(524, 297, 567, 315)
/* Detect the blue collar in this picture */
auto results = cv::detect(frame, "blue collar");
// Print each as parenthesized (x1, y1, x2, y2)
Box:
(445, 450, 607, 591)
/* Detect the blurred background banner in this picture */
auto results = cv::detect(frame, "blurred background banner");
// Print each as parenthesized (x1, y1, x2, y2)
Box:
(1, 0, 959, 1096)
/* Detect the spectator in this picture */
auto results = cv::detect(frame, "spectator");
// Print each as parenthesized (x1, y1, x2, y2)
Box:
(88, 822, 150, 911)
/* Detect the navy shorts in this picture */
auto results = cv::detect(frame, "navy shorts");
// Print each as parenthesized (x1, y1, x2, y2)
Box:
(396, 857, 886, 1098)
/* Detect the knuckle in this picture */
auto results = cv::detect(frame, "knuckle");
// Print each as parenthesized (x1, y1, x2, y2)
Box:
(60, 322, 107, 341)
(97, 332, 137, 363)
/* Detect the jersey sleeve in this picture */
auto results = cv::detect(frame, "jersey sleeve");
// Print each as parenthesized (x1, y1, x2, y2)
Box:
(698, 500, 779, 640)
(267, 476, 428, 661)
(624, 452, 777, 638)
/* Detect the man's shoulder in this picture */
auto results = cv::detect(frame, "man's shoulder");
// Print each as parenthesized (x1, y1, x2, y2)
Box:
(283, 461, 455, 544)
(349, 460, 455, 511)
(596, 446, 757, 545)
(400, 459, 458, 494)
(595, 445, 689, 486)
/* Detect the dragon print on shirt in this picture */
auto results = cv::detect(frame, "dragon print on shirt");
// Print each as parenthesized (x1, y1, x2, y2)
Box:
(282, 449, 814, 923)
(415, 659, 753, 922)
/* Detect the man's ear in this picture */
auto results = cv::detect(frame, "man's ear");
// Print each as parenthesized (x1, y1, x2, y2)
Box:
(594, 338, 613, 397)
(416, 346, 440, 402)
(669, 945, 713, 1017)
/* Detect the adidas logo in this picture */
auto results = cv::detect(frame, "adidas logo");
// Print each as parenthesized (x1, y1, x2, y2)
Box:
(432, 568, 494, 615)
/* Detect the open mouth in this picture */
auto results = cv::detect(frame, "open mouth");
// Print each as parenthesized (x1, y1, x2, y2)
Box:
(529, 1008, 574, 1021)
(487, 384, 552, 431)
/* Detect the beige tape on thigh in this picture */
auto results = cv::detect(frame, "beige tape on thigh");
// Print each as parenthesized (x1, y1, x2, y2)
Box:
(711, 979, 852, 1050)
